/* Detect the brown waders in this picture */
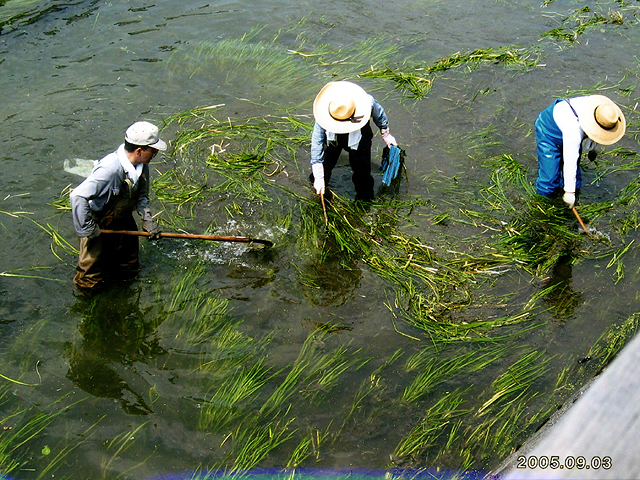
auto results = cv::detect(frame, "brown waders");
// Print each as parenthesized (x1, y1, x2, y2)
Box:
(74, 185, 140, 289)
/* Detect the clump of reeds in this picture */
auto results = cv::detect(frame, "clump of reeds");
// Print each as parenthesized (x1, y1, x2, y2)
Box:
(401, 346, 505, 404)
(160, 264, 369, 471)
(391, 347, 551, 470)
(166, 27, 305, 92)
(587, 311, 640, 370)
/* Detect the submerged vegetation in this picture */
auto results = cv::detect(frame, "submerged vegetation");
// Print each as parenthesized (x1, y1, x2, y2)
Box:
(141, 64, 640, 473)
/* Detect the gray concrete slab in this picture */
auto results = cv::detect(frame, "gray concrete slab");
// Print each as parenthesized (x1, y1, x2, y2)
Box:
(496, 331, 640, 479)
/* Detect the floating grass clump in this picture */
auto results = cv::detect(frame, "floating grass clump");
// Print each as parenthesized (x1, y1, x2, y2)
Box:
(359, 64, 434, 99)
(427, 47, 539, 73)
(360, 47, 539, 99)
(160, 106, 311, 235)
(165, 106, 308, 194)
(153, 168, 209, 229)
(541, 7, 625, 42)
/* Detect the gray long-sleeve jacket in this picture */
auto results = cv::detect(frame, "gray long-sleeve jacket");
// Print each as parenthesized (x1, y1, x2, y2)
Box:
(70, 144, 152, 238)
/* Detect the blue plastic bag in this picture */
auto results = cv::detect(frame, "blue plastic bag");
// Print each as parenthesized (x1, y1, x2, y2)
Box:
(381, 145, 402, 186)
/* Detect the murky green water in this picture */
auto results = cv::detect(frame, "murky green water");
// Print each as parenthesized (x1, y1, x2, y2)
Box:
(2, 0, 640, 478)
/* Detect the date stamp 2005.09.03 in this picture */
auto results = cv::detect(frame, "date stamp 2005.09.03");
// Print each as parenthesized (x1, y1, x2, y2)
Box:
(516, 455, 612, 471)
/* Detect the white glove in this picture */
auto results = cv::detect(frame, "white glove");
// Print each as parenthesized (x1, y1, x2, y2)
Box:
(381, 129, 397, 148)
(311, 163, 325, 195)
(582, 137, 597, 152)
(563, 192, 576, 209)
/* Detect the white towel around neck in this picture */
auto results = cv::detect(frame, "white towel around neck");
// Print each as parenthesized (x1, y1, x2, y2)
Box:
(118, 144, 143, 185)
(326, 130, 362, 150)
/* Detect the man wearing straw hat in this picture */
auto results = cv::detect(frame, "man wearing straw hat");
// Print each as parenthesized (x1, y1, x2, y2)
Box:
(535, 94, 626, 207)
(310, 81, 398, 201)
(70, 121, 167, 290)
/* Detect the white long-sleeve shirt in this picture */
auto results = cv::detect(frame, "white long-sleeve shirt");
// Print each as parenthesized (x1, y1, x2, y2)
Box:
(553, 98, 597, 193)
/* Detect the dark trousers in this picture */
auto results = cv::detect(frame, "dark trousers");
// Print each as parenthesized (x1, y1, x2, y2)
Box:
(323, 123, 374, 201)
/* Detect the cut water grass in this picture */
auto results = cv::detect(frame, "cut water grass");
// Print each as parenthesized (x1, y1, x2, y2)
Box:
(360, 46, 539, 99)
(540, 6, 625, 43)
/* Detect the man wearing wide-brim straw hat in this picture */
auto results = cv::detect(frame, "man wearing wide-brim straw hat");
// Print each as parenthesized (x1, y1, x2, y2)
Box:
(535, 94, 626, 208)
(310, 81, 398, 201)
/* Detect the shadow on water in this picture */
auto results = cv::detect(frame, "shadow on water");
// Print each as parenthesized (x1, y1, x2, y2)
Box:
(300, 255, 362, 308)
(512, 199, 586, 320)
(297, 208, 364, 309)
(65, 282, 165, 415)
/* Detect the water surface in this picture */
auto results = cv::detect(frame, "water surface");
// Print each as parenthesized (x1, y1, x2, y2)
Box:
(1, 0, 640, 478)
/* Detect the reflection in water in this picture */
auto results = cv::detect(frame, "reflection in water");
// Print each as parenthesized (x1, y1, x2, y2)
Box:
(296, 198, 393, 309)
(66, 283, 165, 415)
(507, 198, 585, 320)
(541, 253, 583, 320)
(301, 256, 362, 307)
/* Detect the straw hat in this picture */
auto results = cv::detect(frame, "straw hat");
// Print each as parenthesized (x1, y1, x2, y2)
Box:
(313, 81, 372, 134)
(574, 95, 626, 145)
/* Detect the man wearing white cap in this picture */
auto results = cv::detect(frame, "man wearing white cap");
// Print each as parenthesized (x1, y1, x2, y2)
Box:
(535, 95, 626, 207)
(70, 121, 167, 289)
(310, 81, 397, 201)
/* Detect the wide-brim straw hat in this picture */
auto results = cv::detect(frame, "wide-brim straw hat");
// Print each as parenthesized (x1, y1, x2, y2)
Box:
(313, 81, 372, 134)
(574, 95, 626, 145)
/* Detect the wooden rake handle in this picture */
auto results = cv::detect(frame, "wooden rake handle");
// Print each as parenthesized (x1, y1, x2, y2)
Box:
(320, 193, 328, 225)
(571, 207, 590, 235)
(101, 229, 273, 247)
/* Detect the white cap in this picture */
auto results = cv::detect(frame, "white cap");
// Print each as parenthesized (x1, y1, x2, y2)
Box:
(125, 121, 167, 151)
